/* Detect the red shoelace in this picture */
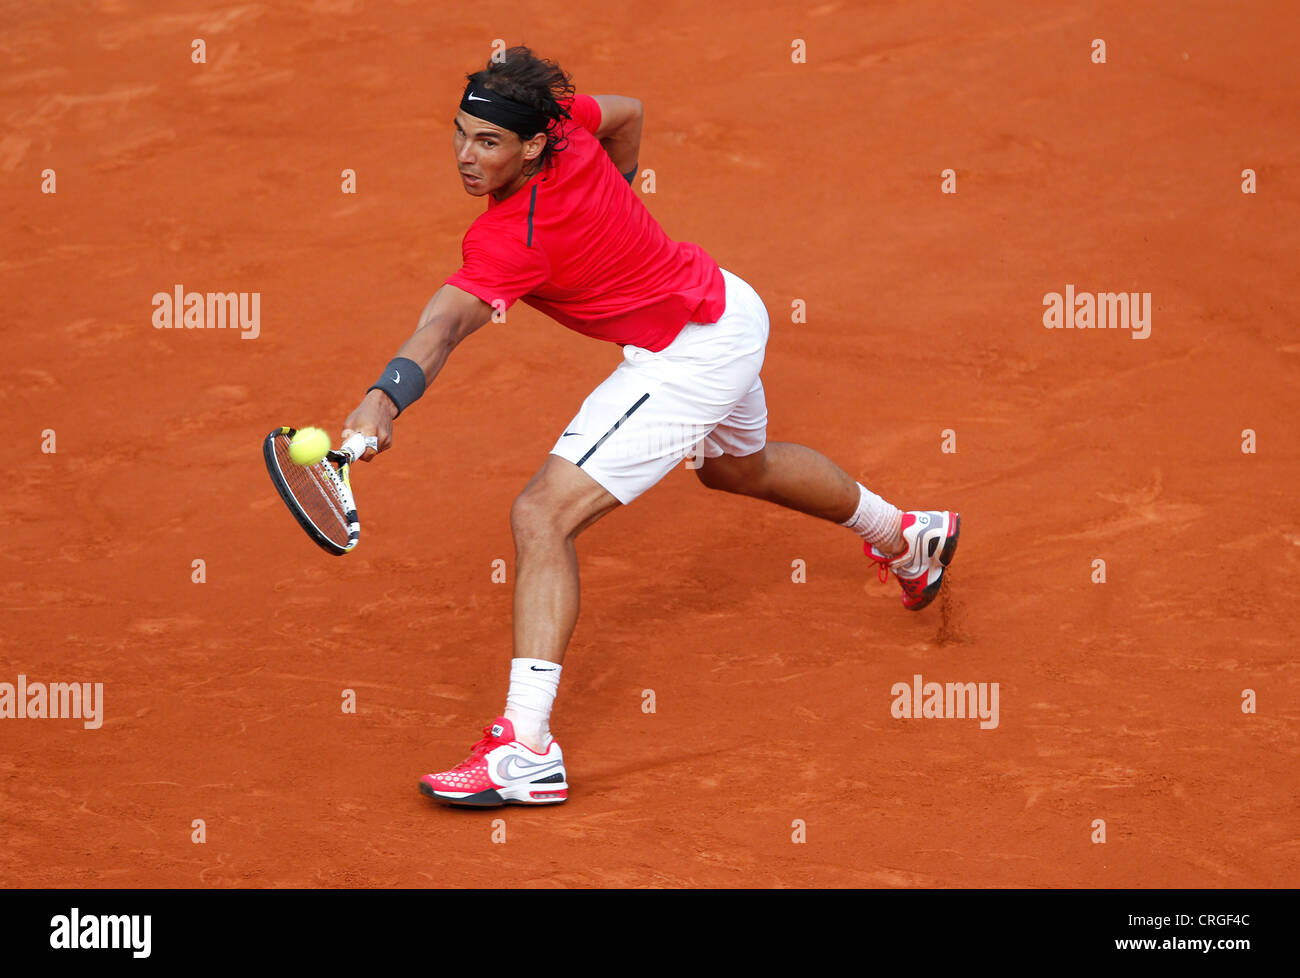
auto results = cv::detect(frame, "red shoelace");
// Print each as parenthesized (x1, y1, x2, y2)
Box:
(867, 546, 891, 583)
(449, 724, 503, 771)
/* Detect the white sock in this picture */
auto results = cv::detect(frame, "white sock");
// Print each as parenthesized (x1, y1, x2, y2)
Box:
(503, 658, 561, 751)
(840, 482, 905, 553)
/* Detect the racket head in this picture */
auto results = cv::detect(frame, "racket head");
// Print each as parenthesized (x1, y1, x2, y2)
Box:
(263, 426, 360, 555)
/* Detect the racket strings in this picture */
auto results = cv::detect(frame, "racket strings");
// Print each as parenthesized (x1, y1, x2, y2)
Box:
(272, 435, 351, 546)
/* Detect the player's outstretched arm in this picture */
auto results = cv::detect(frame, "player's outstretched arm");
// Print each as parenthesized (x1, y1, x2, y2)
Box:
(341, 284, 493, 460)
(591, 94, 643, 180)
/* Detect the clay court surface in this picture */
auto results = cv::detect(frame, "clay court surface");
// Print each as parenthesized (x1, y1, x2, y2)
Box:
(3, 0, 1297, 888)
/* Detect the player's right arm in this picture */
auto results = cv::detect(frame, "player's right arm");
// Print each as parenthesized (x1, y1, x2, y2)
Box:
(341, 284, 493, 459)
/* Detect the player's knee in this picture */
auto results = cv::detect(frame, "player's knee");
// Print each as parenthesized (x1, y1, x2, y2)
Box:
(510, 490, 568, 544)
(696, 452, 765, 495)
(694, 460, 732, 492)
(510, 491, 551, 542)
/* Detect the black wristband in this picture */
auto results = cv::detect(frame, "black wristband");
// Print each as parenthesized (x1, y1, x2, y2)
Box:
(367, 357, 426, 417)
(622, 163, 638, 185)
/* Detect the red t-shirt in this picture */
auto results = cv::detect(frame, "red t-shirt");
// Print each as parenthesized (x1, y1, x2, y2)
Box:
(445, 94, 726, 352)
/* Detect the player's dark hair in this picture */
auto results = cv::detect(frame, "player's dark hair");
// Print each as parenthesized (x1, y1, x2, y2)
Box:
(466, 46, 574, 170)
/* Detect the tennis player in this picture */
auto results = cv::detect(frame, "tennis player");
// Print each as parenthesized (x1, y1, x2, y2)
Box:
(341, 47, 960, 806)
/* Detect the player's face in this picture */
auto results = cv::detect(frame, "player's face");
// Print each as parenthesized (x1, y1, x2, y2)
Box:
(453, 112, 537, 200)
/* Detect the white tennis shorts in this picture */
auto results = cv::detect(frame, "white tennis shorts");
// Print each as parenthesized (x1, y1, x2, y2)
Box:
(550, 268, 770, 504)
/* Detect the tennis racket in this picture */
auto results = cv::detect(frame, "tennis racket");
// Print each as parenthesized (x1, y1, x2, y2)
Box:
(262, 426, 377, 555)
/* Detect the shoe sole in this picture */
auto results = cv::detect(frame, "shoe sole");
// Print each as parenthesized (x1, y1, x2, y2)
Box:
(905, 513, 961, 611)
(418, 780, 568, 807)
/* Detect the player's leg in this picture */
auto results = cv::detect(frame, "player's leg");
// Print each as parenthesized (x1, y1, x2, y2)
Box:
(694, 441, 877, 535)
(418, 455, 618, 807)
(682, 267, 958, 609)
(496, 454, 619, 754)
(688, 351, 908, 558)
(510, 453, 621, 667)
(696, 441, 960, 610)
(421, 316, 726, 807)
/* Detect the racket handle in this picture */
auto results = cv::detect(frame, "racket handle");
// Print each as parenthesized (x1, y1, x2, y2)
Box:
(339, 432, 378, 462)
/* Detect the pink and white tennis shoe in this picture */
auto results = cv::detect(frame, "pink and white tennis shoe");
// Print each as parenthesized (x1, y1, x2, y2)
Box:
(867, 510, 961, 610)
(419, 716, 568, 807)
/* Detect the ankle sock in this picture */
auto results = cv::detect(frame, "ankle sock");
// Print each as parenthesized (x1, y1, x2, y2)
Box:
(503, 658, 561, 750)
(840, 482, 905, 554)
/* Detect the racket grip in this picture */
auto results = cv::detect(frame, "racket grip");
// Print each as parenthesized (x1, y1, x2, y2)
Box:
(339, 432, 378, 462)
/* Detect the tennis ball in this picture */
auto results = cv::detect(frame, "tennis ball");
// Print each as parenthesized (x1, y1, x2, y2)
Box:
(289, 427, 331, 466)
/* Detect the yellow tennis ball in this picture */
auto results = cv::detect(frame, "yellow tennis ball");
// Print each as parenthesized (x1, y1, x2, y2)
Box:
(289, 427, 331, 466)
